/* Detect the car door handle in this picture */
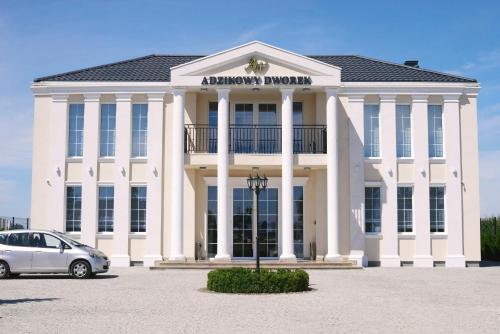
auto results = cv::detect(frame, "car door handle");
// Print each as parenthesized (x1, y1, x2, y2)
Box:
(35, 251, 42, 253)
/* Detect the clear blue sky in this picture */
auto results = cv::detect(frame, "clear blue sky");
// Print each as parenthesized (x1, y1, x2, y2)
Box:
(0, 0, 499, 217)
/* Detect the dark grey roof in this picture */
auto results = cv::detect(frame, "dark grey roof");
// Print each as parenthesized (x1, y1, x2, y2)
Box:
(34, 54, 477, 83)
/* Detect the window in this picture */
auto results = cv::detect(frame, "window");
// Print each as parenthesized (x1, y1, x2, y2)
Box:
(7, 233, 30, 247)
(207, 186, 217, 258)
(397, 187, 413, 232)
(257, 188, 278, 257)
(0, 234, 6, 245)
(364, 104, 380, 157)
(233, 188, 253, 257)
(131, 186, 147, 233)
(131, 104, 148, 157)
(66, 186, 82, 232)
(293, 102, 304, 153)
(98, 186, 114, 232)
(68, 104, 84, 157)
(430, 186, 445, 232)
(30, 233, 61, 249)
(365, 187, 381, 233)
(396, 105, 412, 158)
(258, 104, 278, 153)
(208, 102, 218, 153)
(293, 102, 303, 126)
(234, 104, 254, 153)
(428, 105, 443, 158)
(100, 104, 116, 157)
(293, 186, 304, 258)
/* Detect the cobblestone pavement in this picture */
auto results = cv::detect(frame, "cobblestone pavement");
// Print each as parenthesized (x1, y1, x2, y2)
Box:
(1, 266, 499, 334)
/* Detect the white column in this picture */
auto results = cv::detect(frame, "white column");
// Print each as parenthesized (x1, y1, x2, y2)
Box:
(325, 88, 341, 261)
(347, 95, 367, 267)
(379, 95, 400, 267)
(280, 88, 296, 262)
(144, 93, 165, 267)
(215, 88, 231, 261)
(443, 95, 466, 267)
(111, 94, 132, 267)
(49, 94, 69, 233)
(81, 94, 100, 248)
(169, 88, 186, 261)
(412, 95, 433, 267)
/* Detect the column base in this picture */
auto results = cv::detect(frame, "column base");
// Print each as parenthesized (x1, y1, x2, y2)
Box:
(324, 253, 342, 262)
(279, 254, 297, 263)
(348, 253, 367, 267)
(445, 255, 466, 268)
(143, 255, 163, 267)
(110, 255, 131, 267)
(380, 255, 401, 267)
(413, 255, 434, 267)
(214, 254, 231, 262)
(168, 254, 186, 263)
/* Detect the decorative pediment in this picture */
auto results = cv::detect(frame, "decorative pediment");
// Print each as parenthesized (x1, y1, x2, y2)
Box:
(170, 41, 341, 87)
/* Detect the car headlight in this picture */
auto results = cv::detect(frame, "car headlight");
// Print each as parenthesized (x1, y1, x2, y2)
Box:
(89, 251, 100, 259)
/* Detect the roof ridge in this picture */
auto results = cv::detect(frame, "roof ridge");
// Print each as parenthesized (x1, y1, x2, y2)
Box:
(349, 54, 477, 82)
(33, 54, 158, 82)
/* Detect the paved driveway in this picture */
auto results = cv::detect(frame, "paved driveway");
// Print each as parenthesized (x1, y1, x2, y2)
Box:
(1, 267, 499, 333)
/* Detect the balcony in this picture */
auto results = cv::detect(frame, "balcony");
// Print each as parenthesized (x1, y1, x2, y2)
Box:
(184, 124, 327, 154)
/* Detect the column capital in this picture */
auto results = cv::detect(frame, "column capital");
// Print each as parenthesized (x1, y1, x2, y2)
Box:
(217, 88, 231, 98)
(83, 93, 100, 102)
(171, 87, 186, 96)
(348, 94, 365, 103)
(115, 93, 133, 102)
(324, 87, 339, 96)
(442, 94, 461, 103)
(280, 87, 295, 96)
(52, 94, 69, 103)
(379, 94, 397, 103)
(411, 94, 428, 103)
(147, 93, 165, 102)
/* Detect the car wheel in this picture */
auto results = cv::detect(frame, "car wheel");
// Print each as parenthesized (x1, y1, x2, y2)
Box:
(70, 260, 91, 279)
(0, 261, 10, 279)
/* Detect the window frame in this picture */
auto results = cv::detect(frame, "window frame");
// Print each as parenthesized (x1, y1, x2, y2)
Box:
(396, 104, 413, 159)
(397, 185, 414, 234)
(364, 184, 382, 234)
(363, 103, 381, 158)
(429, 184, 446, 233)
(428, 104, 445, 159)
(65, 184, 82, 233)
(131, 104, 148, 158)
(99, 103, 117, 158)
(130, 184, 147, 234)
(98, 184, 115, 233)
(67, 103, 85, 158)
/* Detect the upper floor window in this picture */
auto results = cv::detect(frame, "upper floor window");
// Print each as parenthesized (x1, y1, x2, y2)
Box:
(98, 186, 114, 233)
(365, 187, 381, 233)
(68, 104, 84, 157)
(131, 186, 147, 233)
(100, 104, 116, 157)
(430, 186, 445, 232)
(66, 185, 82, 232)
(364, 104, 380, 158)
(428, 105, 443, 158)
(396, 105, 412, 158)
(397, 186, 413, 232)
(293, 102, 303, 126)
(131, 104, 148, 158)
(208, 102, 218, 153)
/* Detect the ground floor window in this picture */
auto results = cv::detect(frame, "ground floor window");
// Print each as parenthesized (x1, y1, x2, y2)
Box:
(130, 186, 147, 233)
(233, 188, 253, 257)
(66, 185, 82, 232)
(293, 186, 304, 258)
(397, 186, 413, 233)
(207, 186, 217, 258)
(98, 186, 114, 232)
(365, 187, 381, 233)
(430, 186, 445, 232)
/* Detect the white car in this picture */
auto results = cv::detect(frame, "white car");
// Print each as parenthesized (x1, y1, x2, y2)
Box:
(0, 230, 110, 279)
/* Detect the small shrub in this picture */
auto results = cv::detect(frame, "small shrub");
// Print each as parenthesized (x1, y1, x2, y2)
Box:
(207, 268, 309, 293)
(481, 217, 500, 260)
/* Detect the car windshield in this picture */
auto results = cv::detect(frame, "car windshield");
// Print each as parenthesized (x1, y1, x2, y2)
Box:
(53, 232, 85, 247)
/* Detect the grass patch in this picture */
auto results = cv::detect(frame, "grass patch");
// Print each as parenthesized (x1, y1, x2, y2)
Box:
(207, 267, 309, 294)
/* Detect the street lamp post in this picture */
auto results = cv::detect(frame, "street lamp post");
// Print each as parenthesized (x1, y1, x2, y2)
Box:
(247, 173, 268, 274)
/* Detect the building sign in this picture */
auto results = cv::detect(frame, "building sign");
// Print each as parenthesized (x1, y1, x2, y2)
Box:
(200, 57, 312, 86)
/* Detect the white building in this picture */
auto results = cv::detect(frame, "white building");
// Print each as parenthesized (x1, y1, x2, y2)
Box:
(30, 41, 481, 267)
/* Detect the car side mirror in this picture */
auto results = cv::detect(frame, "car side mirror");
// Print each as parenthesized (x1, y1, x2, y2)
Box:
(59, 242, 64, 253)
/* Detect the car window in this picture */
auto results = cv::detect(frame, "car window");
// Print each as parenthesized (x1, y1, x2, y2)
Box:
(42, 234, 62, 249)
(7, 233, 31, 247)
(30, 233, 45, 248)
(0, 234, 7, 245)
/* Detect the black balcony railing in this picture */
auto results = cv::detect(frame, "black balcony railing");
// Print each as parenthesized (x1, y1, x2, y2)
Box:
(184, 124, 327, 154)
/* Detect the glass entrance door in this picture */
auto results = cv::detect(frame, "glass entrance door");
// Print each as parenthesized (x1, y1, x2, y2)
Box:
(232, 188, 253, 257)
(257, 188, 279, 257)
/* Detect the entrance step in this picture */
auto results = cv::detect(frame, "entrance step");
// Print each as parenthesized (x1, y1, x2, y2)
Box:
(150, 259, 361, 270)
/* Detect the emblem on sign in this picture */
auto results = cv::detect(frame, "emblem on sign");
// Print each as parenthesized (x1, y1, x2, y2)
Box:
(246, 57, 267, 74)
